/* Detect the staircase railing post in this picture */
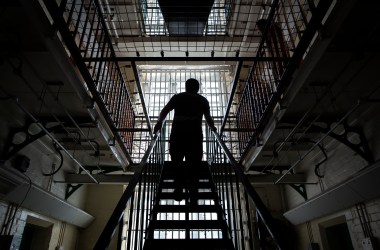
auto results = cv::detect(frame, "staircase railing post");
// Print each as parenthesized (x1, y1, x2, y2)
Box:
(211, 130, 287, 250)
(93, 133, 161, 249)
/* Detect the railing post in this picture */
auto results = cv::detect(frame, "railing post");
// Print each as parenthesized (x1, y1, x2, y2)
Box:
(211, 131, 287, 250)
(93, 133, 160, 249)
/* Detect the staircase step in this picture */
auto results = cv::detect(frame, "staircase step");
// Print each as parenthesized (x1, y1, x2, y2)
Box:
(145, 161, 235, 249)
(160, 173, 211, 181)
(154, 204, 223, 213)
(161, 165, 210, 175)
(163, 161, 209, 168)
(143, 238, 235, 250)
(160, 181, 214, 189)
(157, 192, 219, 200)
(148, 220, 227, 230)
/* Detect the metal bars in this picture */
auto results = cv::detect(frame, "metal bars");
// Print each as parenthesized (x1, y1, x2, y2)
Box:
(136, 0, 233, 36)
(79, 0, 261, 57)
(95, 132, 164, 249)
(206, 128, 287, 249)
(139, 66, 232, 160)
(52, 0, 136, 155)
(233, 0, 332, 157)
(207, 137, 247, 249)
(140, 0, 167, 35)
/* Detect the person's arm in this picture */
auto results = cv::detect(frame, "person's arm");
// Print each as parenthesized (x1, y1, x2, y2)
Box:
(204, 112, 216, 132)
(204, 101, 216, 132)
(153, 101, 174, 134)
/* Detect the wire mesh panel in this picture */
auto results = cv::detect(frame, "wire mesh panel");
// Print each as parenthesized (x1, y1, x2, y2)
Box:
(120, 134, 164, 250)
(206, 128, 291, 250)
(141, 0, 167, 35)
(234, 0, 329, 157)
(205, 132, 251, 249)
(91, 0, 263, 57)
(57, 0, 136, 154)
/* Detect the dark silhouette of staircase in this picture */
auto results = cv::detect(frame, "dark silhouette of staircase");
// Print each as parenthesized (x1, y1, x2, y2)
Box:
(143, 161, 235, 250)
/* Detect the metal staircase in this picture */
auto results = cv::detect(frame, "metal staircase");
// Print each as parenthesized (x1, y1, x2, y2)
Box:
(143, 161, 235, 250)
(35, 0, 335, 249)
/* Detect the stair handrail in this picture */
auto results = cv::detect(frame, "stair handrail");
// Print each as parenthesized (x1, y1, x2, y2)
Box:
(211, 130, 286, 250)
(94, 132, 161, 250)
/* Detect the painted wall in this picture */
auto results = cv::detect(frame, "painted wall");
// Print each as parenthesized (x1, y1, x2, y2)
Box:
(0, 118, 91, 250)
(76, 184, 124, 250)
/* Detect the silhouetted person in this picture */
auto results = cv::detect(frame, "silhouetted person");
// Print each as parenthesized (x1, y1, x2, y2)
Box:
(153, 78, 216, 204)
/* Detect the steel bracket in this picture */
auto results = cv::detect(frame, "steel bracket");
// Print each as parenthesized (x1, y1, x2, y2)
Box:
(310, 120, 373, 163)
(2, 120, 61, 160)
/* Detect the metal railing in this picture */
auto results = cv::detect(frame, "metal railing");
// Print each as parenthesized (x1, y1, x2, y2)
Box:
(94, 126, 288, 249)
(94, 131, 164, 249)
(42, 0, 136, 162)
(231, 0, 333, 157)
(206, 128, 289, 250)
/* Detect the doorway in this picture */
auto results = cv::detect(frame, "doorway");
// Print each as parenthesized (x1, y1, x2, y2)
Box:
(319, 216, 354, 250)
(19, 216, 53, 250)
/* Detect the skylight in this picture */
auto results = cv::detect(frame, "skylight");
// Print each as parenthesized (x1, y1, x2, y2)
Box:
(206, 0, 232, 35)
(140, 0, 231, 36)
(141, 0, 167, 35)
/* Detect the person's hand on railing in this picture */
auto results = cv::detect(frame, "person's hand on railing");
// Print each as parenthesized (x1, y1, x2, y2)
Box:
(210, 126, 217, 133)
(153, 121, 162, 134)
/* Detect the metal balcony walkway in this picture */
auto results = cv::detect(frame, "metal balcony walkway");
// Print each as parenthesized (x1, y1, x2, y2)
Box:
(143, 161, 235, 250)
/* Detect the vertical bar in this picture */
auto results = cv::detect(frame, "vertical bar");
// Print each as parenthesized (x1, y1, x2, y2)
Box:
(281, 0, 297, 50)
(247, 79, 256, 134)
(228, 164, 238, 248)
(132, 61, 153, 138)
(91, 20, 103, 83)
(66, 0, 77, 27)
(221, 61, 242, 134)
(79, 1, 91, 56)
(287, 0, 302, 36)
(234, 182, 246, 250)
(117, 216, 124, 250)
(145, 163, 152, 233)
(111, 66, 120, 119)
(139, 171, 148, 249)
(73, 1, 85, 36)
(244, 190, 254, 250)
(296, 0, 309, 26)
(133, 180, 142, 250)
(126, 193, 135, 250)
(84, 1, 97, 67)
(115, 77, 123, 126)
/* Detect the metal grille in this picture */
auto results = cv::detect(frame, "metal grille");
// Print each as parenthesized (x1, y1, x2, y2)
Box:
(141, 0, 167, 35)
(233, 0, 322, 156)
(137, 0, 232, 36)
(61, 0, 136, 154)
(92, 0, 277, 57)
(137, 66, 233, 160)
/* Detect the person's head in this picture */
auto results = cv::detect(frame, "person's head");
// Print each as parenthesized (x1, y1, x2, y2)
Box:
(256, 19, 268, 32)
(185, 78, 200, 93)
